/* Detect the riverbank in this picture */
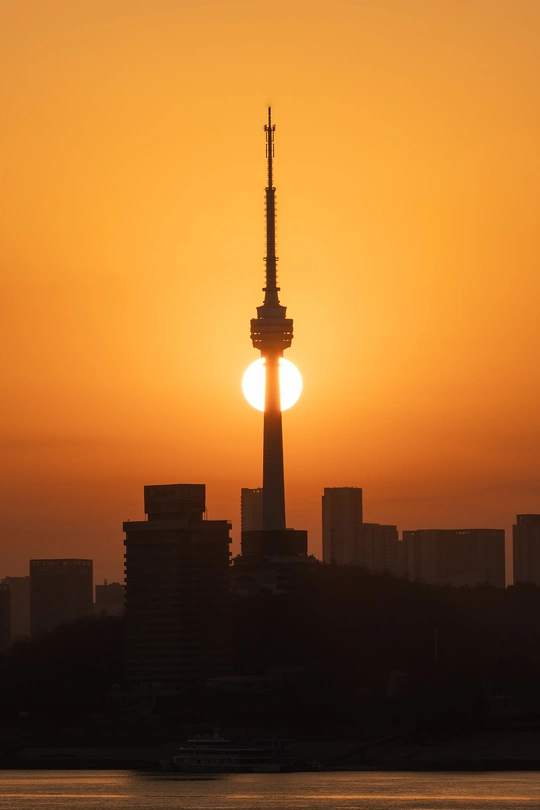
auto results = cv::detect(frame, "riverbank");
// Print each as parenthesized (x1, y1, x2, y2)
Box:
(4, 731, 540, 771)
(326, 730, 540, 771)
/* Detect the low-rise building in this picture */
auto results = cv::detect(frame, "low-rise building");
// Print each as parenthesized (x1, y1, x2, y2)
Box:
(403, 528, 505, 587)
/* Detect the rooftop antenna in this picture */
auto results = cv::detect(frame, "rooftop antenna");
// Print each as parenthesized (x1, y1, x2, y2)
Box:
(263, 107, 279, 305)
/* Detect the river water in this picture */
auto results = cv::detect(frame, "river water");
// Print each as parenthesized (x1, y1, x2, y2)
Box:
(0, 770, 539, 809)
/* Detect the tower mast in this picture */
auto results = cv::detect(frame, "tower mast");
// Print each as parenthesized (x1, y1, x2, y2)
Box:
(250, 107, 294, 531)
(264, 107, 279, 305)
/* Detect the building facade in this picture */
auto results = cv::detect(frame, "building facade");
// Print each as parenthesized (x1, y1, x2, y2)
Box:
(0, 583, 10, 651)
(0, 575, 30, 639)
(513, 514, 540, 585)
(322, 487, 363, 564)
(124, 483, 232, 686)
(241, 488, 263, 532)
(30, 559, 93, 635)
(403, 528, 505, 587)
(358, 523, 399, 575)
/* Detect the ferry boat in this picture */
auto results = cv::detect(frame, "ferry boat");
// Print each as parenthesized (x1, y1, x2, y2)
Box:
(161, 732, 294, 773)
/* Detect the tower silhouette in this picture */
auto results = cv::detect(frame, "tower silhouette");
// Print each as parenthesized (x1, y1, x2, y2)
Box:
(250, 108, 294, 531)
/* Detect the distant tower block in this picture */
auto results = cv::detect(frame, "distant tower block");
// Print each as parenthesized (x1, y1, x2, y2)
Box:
(0, 576, 30, 639)
(322, 487, 363, 564)
(403, 528, 505, 587)
(29, 559, 93, 635)
(513, 515, 540, 585)
(250, 108, 294, 532)
(241, 488, 263, 533)
(0, 584, 10, 652)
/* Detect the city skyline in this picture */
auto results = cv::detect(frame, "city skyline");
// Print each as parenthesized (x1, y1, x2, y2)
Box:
(2, 1, 540, 583)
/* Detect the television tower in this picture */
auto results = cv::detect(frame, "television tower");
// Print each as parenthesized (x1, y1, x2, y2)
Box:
(250, 108, 294, 531)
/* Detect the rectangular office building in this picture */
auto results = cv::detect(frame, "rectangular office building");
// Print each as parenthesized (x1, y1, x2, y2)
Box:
(30, 559, 93, 635)
(124, 483, 232, 686)
(358, 523, 399, 575)
(403, 529, 505, 587)
(513, 515, 540, 585)
(322, 487, 363, 564)
(0, 583, 10, 652)
(241, 488, 263, 532)
(0, 576, 30, 639)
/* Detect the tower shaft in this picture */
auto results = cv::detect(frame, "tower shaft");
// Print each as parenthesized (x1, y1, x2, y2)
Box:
(262, 352, 286, 530)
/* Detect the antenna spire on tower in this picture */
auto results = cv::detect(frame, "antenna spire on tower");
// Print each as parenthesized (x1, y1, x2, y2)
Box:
(263, 107, 278, 303)
(264, 106, 275, 189)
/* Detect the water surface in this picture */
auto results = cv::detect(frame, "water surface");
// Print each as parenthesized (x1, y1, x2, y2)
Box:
(1, 770, 539, 809)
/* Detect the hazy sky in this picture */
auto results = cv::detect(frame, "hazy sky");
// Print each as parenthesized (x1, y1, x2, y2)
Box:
(1, 0, 539, 583)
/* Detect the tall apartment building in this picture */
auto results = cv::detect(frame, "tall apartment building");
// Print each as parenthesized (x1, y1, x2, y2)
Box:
(0, 583, 10, 651)
(322, 487, 363, 564)
(513, 515, 540, 585)
(0, 575, 30, 639)
(241, 488, 263, 532)
(124, 483, 232, 686)
(30, 559, 93, 635)
(403, 529, 505, 587)
(359, 523, 400, 575)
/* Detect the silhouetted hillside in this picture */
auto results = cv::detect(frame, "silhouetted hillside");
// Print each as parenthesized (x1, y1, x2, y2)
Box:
(0, 615, 123, 718)
(2, 570, 540, 735)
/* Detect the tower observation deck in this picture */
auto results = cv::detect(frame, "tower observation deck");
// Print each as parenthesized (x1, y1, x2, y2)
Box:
(250, 108, 294, 531)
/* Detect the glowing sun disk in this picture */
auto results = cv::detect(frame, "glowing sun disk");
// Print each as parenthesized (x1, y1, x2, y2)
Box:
(242, 358, 302, 412)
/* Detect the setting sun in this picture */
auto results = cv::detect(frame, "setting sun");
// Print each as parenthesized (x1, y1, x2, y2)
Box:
(242, 358, 302, 412)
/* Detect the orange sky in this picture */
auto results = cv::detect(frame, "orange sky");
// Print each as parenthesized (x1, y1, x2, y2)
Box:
(1, 0, 539, 584)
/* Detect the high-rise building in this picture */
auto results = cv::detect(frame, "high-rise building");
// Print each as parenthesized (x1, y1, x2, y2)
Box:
(250, 108, 294, 533)
(359, 523, 399, 575)
(322, 487, 363, 564)
(244, 108, 307, 559)
(241, 488, 263, 532)
(123, 483, 232, 686)
(513, 514, 540, 585)
(95, 580, 124, 616)
(30, 559, 93, 635)
(0, 583, 11, 651)
(0, 575, 30, 639)
(401, 530, 439, 583)
(403, 529, 505, 587)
